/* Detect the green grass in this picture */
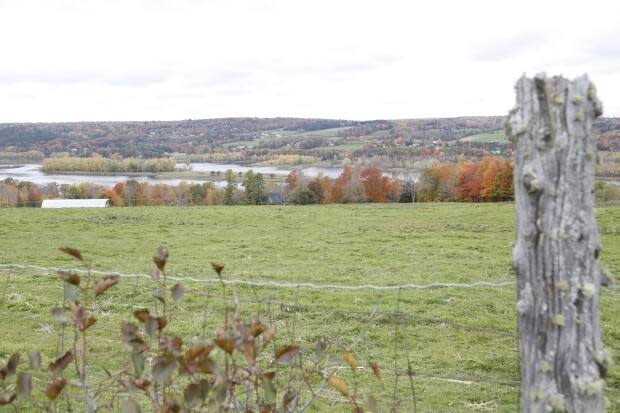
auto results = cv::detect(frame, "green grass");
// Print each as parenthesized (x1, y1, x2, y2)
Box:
(462, 131, 507, 143)
(0, 204, 619, 412)
(314, 143, 365, 152)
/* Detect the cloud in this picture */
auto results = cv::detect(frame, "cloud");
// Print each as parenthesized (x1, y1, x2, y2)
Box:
(0, 0, 619, 121)
(472, 32, 550, 62)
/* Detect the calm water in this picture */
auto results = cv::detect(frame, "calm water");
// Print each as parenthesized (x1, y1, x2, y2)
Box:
(0, 164, 225, 187)
(185, 163, 344, 179)
(0, 163, 346, 187)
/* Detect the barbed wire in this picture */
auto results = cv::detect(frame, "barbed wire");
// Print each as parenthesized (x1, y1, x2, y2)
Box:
(0, 263, 517, 291)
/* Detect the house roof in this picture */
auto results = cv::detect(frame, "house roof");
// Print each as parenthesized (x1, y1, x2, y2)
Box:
(41, 199, 111, 208)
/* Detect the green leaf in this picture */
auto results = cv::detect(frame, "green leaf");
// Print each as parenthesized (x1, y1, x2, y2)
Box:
(170, 283, 185, 301)
(63, 284, 80, 303)
(184, 379, 209, 408)
(17, 372, 31, 400)
(262, 373, 276, 404)
(131, 351, 145, 377)
(28, 352, 41, 371)
(152, 353, 176, 383)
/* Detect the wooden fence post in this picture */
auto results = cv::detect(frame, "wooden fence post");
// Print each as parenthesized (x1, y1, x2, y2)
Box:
(506, 73, 609, 412)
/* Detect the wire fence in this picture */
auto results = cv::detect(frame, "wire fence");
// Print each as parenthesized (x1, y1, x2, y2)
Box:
(0, 263, 618, 412)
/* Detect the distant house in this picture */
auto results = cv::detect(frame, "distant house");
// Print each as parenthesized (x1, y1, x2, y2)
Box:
(265, 192, 284, 205)
(41, 199, 111, 208)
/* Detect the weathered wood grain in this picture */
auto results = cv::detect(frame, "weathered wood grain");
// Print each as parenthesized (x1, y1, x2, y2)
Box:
(506, 73, 608, 412)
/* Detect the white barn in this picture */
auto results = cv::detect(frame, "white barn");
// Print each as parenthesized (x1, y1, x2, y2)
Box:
(41, 199, 111, 208)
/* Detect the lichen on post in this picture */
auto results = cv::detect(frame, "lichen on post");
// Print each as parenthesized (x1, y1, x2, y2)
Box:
(506, 73, 607, 412)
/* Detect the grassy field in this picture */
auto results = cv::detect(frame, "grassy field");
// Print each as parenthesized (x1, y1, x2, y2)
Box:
(461, 131, 507, 143)
(0, 204, 619, 412)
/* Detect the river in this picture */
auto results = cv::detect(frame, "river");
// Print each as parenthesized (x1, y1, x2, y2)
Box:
(0, 163, 347, 187)
(0, 163, 422, 187)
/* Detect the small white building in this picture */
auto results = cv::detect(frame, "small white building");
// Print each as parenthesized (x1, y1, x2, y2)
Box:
(41, 199, 111, 208)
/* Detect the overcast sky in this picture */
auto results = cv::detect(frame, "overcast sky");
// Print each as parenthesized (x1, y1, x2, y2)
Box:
(1, 0, 619, 122)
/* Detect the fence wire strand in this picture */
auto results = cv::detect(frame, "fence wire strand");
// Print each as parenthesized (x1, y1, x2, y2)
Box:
(0, 263, 517, 290)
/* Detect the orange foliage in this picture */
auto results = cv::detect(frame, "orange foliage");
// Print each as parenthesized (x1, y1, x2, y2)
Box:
(359, 167, 398, 203)
(328, 165, 352, 203)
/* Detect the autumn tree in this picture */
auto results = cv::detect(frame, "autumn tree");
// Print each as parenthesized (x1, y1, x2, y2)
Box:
(328, 165, 352, 203)
(360, 167, 398, 203)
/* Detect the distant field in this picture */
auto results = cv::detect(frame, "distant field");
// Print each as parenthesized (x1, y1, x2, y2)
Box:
(0, 204, 619, 412)
(314, 143, 365, 152)
(462, 131, 507, 143)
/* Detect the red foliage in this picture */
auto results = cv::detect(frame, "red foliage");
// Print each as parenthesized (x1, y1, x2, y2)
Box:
(328, 165, 352, 203)
(359, 167, 398, 203)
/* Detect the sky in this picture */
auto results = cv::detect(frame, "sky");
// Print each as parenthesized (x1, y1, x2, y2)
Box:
(0, 0, 619, 122)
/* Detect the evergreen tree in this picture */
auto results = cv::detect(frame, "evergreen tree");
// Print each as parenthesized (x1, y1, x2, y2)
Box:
(254, 173, 267, 204)
(243, 170, 256, 204)
(224, 169, 236, 205)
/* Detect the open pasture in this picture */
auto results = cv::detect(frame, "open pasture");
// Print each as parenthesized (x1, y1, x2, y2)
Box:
(0, 204, 619, 412)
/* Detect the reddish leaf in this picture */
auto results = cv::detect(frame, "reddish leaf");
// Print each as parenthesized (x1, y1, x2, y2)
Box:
(70, 303, 96, 331)
(262, 327, 275, 349)
(342, 351, 358, 371)
(240, 338, 256, 365)
(152, 353, 176, 383)
(6, 353, 20, 377)
(327, 375, 349, 396)
(282, 389, 296, 410)
(369, 361, 381, 379)
(211, 262, 224, 276)
(185, 345, 213, 362)
(133, 309, 150, 323)
(156, 401, 180, 413)
(58, 270, 81, 286)
(120, 322, 147, 351)
(133, 378, 151, 390)
(82, 316, 97, 331)
(146, 317, 167, 335)
(49, 351, 74, 375)
(60, 247, 83, 261)
(163, 336, 183, 356)
(93, 275, 119, 296)
(275, 345, 301, 364)
(153, 246, 169, 271)
(214, 338, 234, 354)
(46, 379, 67, 400)
(0, 392, 16, 406)
(181, 345, 216, 375)
(249, 316, 265, 337)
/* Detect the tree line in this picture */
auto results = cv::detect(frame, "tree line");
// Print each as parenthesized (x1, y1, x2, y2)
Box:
(416, 157, 514, 202)
(41, 156, 176, 173)
(1, 159, 519, 207)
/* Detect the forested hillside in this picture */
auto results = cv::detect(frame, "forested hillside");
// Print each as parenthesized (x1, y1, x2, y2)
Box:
(1, 116, 619, 166)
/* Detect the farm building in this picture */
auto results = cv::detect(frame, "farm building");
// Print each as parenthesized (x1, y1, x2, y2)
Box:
(41, 199, 111, 208)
